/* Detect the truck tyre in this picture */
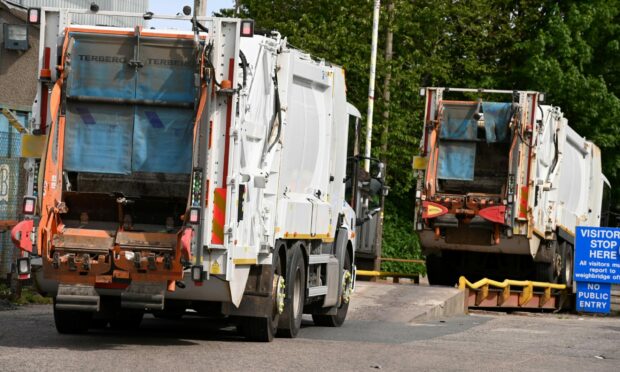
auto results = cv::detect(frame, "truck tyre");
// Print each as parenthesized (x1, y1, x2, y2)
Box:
(110, 310, 144, 330)
(278, 242, 305, 338)
(90, 318, 109, 329)
(312, 250, 352, 327)
(535, 241, 560, 283)
(535, 262, 554, 283)
(53, 299, 91, 334)
(559, 241, 573, 286)
(426, 254, 453, 285)
(240, 249, 284, 342)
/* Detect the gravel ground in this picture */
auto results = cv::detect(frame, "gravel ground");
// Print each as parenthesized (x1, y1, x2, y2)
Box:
(0, 298, 17, 311)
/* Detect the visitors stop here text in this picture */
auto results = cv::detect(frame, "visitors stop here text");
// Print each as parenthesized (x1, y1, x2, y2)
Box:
(574, 227, 620, 283)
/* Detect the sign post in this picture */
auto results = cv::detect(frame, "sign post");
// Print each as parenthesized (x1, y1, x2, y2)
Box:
(574, 226, 620, 314)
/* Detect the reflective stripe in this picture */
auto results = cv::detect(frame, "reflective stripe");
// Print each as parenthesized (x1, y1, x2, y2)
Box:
(233, 258, 257, 265)
(211, 187, 226, 244)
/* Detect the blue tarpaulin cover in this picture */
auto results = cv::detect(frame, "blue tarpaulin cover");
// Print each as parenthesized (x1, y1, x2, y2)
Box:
(64, 104, 133, 174)
(482, 102, 512, 143)
(63, 33, 195, 175)
(437, 102, 513, 181)
(66, 36, 135, 100)
(132, 107, 193, 173)
(438, 104, 477, 181)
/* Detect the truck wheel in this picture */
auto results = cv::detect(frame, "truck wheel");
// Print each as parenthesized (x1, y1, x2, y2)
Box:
(109, 310, 144, 330)
(278, 242, 305, 338)
(90, 318, 109, 329)
(559, 241, 573, 286)
(426, 254, 453, 285)
(312, 251, 352, 327)
(153, 308, 185, 320)
(535, 262, 554, 283)
(240, 249, 284, 342)
(53, 299, 91, 334)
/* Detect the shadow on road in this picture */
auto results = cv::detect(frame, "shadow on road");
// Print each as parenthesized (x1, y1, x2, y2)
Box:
(0, 307, 253, 350)
(0, 305, 491, 349)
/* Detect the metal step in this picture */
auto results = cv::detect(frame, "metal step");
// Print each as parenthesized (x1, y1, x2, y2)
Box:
(308, 254, 331, 265)
(55, 284, 100, 312)
(121, 283, 165, 310)
(307, 285, 328, 297)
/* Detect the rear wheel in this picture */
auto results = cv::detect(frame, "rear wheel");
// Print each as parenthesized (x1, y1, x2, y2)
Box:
(278, 242, 305, 338)
(426, 254, 455, 286)
(241, 247, 285, 342)
(53, 299, 91, 334)
(153, 307, 185, 320)
(559, 241, 573, 286)
(535, 241, 561, 283)
(89, 318, 109, 329)
(535, 262, 555, 282)
(109, 309, 144, 330)
(313, 251, 352, 327)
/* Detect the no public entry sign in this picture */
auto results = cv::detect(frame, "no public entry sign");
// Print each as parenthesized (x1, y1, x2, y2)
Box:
(574, 226, 620, 314)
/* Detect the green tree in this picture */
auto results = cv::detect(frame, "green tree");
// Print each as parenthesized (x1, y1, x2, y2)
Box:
(220, 0, 620, 271)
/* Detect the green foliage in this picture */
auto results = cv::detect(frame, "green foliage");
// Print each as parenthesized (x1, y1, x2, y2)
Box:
(380, 198, 425, 275)
(220, 0, 620, 266)
(0, 283, 52, 305)
(13, 287, 52, 305)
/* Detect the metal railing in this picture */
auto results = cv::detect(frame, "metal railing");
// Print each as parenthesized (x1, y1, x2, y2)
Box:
(458, 276, 567, 308)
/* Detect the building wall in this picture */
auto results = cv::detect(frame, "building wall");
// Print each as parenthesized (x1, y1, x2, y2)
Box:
(13, 0, 150, 27)
(0, 7, 39, 111)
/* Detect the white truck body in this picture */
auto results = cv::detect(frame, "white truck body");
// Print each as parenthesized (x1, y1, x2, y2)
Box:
(13, 7, 359, 339)
(415, 88, 607, 285)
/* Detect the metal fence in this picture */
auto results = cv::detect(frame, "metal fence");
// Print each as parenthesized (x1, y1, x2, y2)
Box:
(0, 128, 27, 277)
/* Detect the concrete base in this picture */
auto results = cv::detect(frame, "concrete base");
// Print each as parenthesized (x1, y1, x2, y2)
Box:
(349, 281, 465, 323)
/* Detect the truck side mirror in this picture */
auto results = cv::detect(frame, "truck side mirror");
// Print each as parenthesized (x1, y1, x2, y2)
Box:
(356, 207, 381, 226)
(382, 186, 390, 196)
(375, 162, 384, 179)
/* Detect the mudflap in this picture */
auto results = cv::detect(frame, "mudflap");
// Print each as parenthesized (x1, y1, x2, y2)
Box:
(323, 227, 348, 308)
(121, 282, 166, 311)
(222, 264, 273, 318)
(55, 284, 100, 312)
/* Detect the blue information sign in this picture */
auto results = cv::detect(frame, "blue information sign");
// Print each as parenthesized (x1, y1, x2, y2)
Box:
(576, 282, 611, 314)
(574, 226, 620, 284)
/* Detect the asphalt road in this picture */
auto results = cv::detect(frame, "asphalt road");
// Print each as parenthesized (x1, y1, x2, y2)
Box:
(1, 301, 619, 371)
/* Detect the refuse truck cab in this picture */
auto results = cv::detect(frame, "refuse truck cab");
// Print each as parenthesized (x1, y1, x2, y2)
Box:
(11, 7, 368, 341)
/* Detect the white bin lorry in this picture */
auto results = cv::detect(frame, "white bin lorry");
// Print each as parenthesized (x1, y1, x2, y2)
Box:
(11, 7, 380, 341)
(413, 88, 610, 286)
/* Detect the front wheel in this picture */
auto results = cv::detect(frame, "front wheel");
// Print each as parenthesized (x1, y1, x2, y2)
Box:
(312, 251, 352, 327)
(278, 242, 305, 338)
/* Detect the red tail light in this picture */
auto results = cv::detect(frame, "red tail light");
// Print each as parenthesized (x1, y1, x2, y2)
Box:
(422, 201, 449, 219)
(28, 8, 40, 24)
(240, 20, 254, 37)
(188, 207, 201, 224)
(22, 197, 36, 215)
(479, 205, 507, 224)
